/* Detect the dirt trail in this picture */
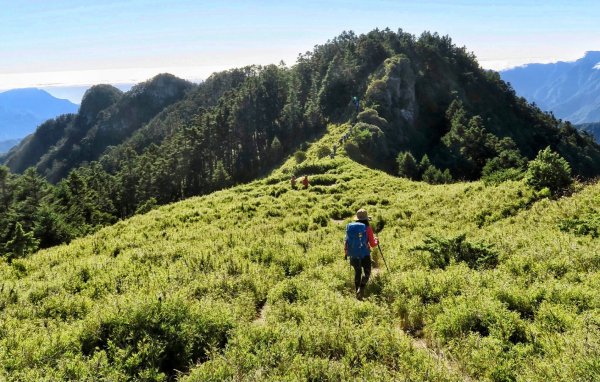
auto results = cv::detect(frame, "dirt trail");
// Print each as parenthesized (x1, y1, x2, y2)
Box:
(253, 302, 268, 325)
(368, 266, 470, 381)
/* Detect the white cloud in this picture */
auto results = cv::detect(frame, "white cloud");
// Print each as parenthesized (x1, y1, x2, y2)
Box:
(594, 62, 600, 70)
(0, 65, 236, 91)
(479, 57, 577, 72)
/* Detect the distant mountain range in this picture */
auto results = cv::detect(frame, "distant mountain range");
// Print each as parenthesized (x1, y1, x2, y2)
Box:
(577, 122, 600, 142)
(0, 88, 78, 141)
(500, 51, 600, 124)
(0, 139, 20, 154)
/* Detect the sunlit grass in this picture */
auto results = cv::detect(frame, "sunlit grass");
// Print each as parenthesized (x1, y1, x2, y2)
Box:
(1, 125, 599, 381)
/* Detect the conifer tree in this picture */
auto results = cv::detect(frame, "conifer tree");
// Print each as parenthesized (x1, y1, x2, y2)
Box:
(3, 222, 39, 262)
(397, 151, 419, 179)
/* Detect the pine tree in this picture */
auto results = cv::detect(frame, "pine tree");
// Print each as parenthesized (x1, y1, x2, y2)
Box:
(526, 147, 572, 195)
(397, 152, 419, 179)
(212, 161, 232, 190)
(4, 222, 39, 262)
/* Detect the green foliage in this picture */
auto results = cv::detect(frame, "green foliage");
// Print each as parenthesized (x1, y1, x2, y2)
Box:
(357, 108, 388, 128)
(269, 136, 284, 164)
(292, 161, 337, 177)
(559, 213, 600, 238)
(78, 298, 234, 380)
(1, 136, 600, 381)
(3, 28, 600, 256)
(422, 166, 452, 185)
(2, 26, 600, 380)
(526, 147, 573, 195)
(442, 102, 500, 178)
(294, 150, 307, 164)
(136, 197, 158, 215)
(347, 122, 389, 167)
(315, 145, 332, 159)
(396, 151, 419, 180)
(212, 161, 233, 190)
(3, 222, 39, 262)
(482, 167, 525, 185)
(415, 234, 498, 270)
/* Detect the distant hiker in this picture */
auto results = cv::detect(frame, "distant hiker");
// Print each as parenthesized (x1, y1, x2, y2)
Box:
(302, 175, 309, 189)
(345, 208, 378, 298)
(291, 175, 297, 188)
(352, 96, 360, 113)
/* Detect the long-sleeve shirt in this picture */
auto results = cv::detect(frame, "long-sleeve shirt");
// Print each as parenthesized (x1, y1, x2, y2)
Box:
(345, 226, 378, 256)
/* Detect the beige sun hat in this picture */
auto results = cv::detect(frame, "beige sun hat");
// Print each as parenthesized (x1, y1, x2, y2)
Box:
(355, 208, 371, 221)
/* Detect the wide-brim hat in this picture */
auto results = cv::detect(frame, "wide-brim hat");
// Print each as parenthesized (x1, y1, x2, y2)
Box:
(355, 208, 371, 221)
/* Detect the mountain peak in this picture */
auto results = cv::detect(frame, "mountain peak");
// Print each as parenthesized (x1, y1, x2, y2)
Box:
(0, 88, 78, 140)
(583, 51, 600, 60)
(501, 50, 600, 123)
(0, 88, 74, 106)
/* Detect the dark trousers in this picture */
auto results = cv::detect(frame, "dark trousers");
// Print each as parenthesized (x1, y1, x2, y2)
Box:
(350, 255, 371, 290)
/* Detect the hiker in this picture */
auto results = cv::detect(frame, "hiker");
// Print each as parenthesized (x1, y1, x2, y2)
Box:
(345, 208, 378, 298)
(291, 175, 297, 188)
(302, 175, 309, 189)
(352, 96, 360, 113)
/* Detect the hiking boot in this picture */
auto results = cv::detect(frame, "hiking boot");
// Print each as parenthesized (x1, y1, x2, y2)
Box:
(356, 287, 364, 300)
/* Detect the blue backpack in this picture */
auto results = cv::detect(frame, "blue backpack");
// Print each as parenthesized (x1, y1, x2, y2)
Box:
(346, 222, 370, 259)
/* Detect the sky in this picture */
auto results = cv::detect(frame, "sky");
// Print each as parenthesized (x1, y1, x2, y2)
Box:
(1, 0, 599, 103)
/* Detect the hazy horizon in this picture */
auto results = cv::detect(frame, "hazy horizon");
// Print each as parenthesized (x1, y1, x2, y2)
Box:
(2, 0, 599, 102)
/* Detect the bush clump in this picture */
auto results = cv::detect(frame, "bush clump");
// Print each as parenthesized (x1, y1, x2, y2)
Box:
(294, 150, 308, 164)
(525, 147, 572, 195)
(315, 145, 332, 159)
(79, 298, 234, 380)
(414, 234, 498, 270)
(559, 214, 600, 238)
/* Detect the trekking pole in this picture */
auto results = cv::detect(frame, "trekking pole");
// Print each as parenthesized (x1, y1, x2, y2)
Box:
(377, 244, 390, 272)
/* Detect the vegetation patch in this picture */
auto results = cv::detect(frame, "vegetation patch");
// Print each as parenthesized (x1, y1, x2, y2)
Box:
(414, 234, 499, 270)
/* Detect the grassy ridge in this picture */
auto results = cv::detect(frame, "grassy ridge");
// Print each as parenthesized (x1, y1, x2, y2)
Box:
(1, 124, 599, 381)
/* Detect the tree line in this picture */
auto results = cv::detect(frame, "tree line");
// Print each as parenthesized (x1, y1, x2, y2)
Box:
(2, 28, 600, 260)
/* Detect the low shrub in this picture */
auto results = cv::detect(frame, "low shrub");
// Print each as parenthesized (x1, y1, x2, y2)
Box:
(525, 147, 572, 195)
(79, 298, 234, 379)
(414, 234, 498, 270)
(559, 214, 600, 238)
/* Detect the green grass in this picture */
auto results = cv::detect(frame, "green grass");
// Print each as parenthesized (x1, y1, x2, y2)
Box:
(1, 124, 599, 381)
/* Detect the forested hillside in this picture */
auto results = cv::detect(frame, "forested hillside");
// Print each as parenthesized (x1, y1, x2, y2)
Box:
(1, 124, 598, 381)
(3, 75, 193, 182)
(2, 28, 600, 261)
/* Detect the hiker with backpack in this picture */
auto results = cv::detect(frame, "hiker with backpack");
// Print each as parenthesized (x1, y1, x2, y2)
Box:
(345, 208, 379, 298)
(302, 175, 309, 189)
(352, 96, 360, 113)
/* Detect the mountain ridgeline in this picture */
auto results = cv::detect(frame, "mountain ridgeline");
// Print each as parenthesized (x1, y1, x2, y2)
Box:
(577, 122, 600, 142)
(2, 29, 600, 251)
(0, 88, 78, 141)
(3, 76, 193, 182)
(501, 51, 600, 124)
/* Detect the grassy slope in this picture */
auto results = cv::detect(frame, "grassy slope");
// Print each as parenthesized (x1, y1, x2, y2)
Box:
(1, 124, 599, 381)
